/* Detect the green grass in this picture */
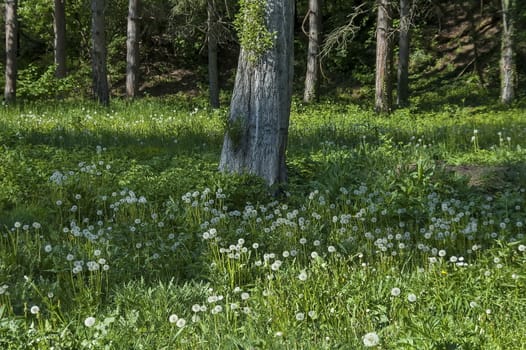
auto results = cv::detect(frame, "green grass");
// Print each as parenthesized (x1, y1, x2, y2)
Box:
(0, 95, 525, 349)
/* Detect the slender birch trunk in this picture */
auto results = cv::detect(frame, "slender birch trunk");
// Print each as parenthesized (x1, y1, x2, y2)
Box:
(91, 0, 110, 106)
(4, 0, 18, 103)
(397, 0, 410, 107)
(126, 0, 140, 98)
(54, 0, 67, 78)
(374, 0, 393, 114)
(208, 0, 220, 108)
(500, 0, 516, 104)
(303, 0, 322, 103)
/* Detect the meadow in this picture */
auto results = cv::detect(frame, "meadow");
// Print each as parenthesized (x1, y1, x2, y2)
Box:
(0, 93, 525, 349)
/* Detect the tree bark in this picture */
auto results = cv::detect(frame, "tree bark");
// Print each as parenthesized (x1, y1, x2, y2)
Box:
(500, 0, 515, 104)
(207, 0, 220, 108)
(219, 0, 294, 187)
(91, 0, 110, 106)
(54, 0, 67, 78)
(303, 0, 322, 103)
(126, 0, 140, 98)
(397, 0, 409, 107)
(374, 0, 393, 114)
(4, 0, 18, 103)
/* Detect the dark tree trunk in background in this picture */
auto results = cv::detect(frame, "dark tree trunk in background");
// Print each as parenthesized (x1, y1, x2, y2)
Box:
(91, 0, 109, 106)
(374, 0, 393, 114)
(126, 0, 140, 98)
(397, 0, 410, 107)
(54, 0, 67, 78)
(219, 0, 294, 186)
(207, 0, 220, 108)
(500, 0, 516, 104)
(4, 0, 18, 103)
(303, 0, 322, 103)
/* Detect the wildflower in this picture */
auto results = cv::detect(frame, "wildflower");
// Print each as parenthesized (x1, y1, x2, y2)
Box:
(84, 316, 96, 327)
(298, 270, 308, 281)
(192, 304, 201, 313)
(390, 287, 401, 297)
(308, 310, 317, 319)
(363, 332, 380, 347)
(271, 260, 282, 271)
(176, 318, 186, 328)
(295, 312, 305, 321)
(44, 244, 52, 253)
(241, 292, 250, 301)
(407, 293, 417, 303)
(30, 305, 40, 314)
(328, 245, 336, 253)
(211, 305, 223, 314)
(169, 314, 179, 323)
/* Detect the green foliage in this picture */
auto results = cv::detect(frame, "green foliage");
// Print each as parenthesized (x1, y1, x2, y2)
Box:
(17, 64, 80, 100)
(0, 98, 525, 348)
(233, 0, 275, 62)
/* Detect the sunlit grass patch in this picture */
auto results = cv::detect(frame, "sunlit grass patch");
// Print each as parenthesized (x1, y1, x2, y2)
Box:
(0, 98, 525, 348)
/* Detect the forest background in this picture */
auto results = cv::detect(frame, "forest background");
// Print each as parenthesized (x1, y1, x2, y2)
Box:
(2, 0, 526, 107)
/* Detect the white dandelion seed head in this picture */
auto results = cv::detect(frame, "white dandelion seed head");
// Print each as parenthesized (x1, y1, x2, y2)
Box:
(211, 305, 223, 314)
(176, 318, 186, 328)
(84, 316, 96, 327)
(295, 312, 305, 321)
(30, 305, 40, 314)
(363, 332, 380, 347)
(390, 287, 401, 297)
(298, 270, 308, 281)
(169, 314, 179, 323)
(407, 293, 417, 303)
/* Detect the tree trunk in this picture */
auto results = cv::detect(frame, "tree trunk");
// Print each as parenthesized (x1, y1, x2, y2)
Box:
(500, 0, 515, 104)
(397, 0, 409, 107)
(303, 0, 322, 103)
(374, 0, 393, 114)
(207, 0, 220, 108)
(126, 0, 140, 98)
(4, 0, 18, 103)
(54, 0, 67, 78)
(219, 0, 294, 187)
(91, 0, 109, 106)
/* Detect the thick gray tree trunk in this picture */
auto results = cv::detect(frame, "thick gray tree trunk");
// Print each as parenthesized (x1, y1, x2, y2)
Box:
(500, 0, 515, 104)
(91, 0, 109, 106)
(303, 0, 322, 103)
(126, 0, 140, 98)
(219, 0, 294, 187)
(4, 0, 18, 103)
(54, 0, 67, 78)
(374, 0, 393, 114)
(207, 0, 220, 108)
(397, 0, 409, 107)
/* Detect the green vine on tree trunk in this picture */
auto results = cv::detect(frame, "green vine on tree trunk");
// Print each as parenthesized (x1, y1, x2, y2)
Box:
(234, 0, 275, 62)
